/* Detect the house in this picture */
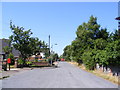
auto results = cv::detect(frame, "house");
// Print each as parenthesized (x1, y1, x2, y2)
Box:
(0, 39, 10, 61)
(12, 48, 20, 58)
(115, 17, 120, 24)
(115, 16, 120, 36)
(115, 1, 120, 36)
(28, 52, 45, 61)
(40, 52, 45, 58)
(0, 39, 20, 61)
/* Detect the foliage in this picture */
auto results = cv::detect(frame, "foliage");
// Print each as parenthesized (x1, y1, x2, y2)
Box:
(10, 21, 33, 63)
(105, 40, 120, 66)
(34, 59, 38, 62)
(63, 45, 72, 61)
(52, 53, 59, 61)
(9, 21, 49, 65)
(81, 50, 96, 70)
(29, 37, 49, 57)
(26, 61, 32, 65)
(8, 53, 14, 59)
(63, 15, 120, 70)
(3, 46, 12, 55)
(18, 58, 24, 65)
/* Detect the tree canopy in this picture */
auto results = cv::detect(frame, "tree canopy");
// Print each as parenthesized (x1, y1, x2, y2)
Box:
(9, 21, 49, 64)
(63, 15, 120, 70)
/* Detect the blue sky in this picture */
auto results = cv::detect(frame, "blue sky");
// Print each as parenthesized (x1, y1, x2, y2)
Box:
(1, 2, 119, 56)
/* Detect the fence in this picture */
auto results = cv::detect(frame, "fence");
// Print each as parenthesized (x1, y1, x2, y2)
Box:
(96, 63, 120, 76)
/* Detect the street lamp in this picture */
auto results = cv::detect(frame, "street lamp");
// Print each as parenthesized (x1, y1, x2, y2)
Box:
(51, 44, 58, 62)
(51, 44, 57, 54)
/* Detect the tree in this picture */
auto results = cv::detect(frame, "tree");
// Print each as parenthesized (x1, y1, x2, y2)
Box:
(81, 49, 97, 70)
(3, 46, 12, 55)
(10, 21, 33, 64)
(73, 15, 101, 65)
(112, 30, 120, 40)
(105, 39, 120, 66)
(9, 21, 49, 65)
(93, 38, 107, 50)
(40, 41, 49, 58)
(96, 28, 109, 40)
(70, 39, 83, 63)
(52, 53, 59, 61)
(29, 37, 49, 58)
(63, 45, 72, 61)
(63, 15, 119, 70)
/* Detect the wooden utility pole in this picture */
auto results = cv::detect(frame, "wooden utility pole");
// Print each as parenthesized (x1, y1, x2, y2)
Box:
(49, 35, 50, 56)
(49, 35, 52, 66)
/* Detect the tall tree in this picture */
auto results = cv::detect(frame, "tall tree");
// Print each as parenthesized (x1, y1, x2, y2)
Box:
(10, 21, 33, 64)
(63, 15, 117, 70)
(63, 45, 72, 61)
(9, 21, 49, 64)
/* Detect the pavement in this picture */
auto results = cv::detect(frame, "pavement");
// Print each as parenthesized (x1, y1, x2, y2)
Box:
(0, 67, 32, 89)
(1, 68, 32, 78)
(2, 62, 118, 88)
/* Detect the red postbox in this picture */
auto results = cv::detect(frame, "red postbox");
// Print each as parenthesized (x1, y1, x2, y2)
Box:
(7, 58, 11, 64)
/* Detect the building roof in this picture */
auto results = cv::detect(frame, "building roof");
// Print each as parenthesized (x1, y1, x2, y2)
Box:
(12, 48, 20, 57)
(0, 39, 10, 54)
(0, 39, 20, 57)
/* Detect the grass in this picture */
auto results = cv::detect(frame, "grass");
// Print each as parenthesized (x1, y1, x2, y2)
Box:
(68, 61, 119, 85)
(0, 76, 10, 80)
(6, 65, 15, 68)
(91, 70, 119, 85)
(31, 64, 50, 67)
(10, 65, 15, 68)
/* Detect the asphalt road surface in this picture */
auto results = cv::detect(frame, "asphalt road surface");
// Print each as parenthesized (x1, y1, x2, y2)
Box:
(2, 62, 118, 88)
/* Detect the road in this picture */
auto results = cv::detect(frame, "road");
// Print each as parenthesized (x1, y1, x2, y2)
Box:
(2, 62, 118, 88)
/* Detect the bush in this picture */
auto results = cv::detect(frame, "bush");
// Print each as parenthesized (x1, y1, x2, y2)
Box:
(81, 50, 96, 70)
(18, 58, 24, 65)
(34, 59, 38, 62)
(26, 61, 32, 65)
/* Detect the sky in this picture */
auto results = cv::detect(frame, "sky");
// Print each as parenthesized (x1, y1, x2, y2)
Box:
(1, 1, 119, 56)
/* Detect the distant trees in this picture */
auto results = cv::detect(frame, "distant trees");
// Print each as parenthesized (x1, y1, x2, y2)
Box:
(52, 53, 59, 61)
(63, 45, 72, 61)
(63, 15, 120, 70)
(9, 21, 49, 64)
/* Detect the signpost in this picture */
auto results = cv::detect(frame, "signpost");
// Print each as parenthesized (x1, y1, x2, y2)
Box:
(7, 58, 11, 70)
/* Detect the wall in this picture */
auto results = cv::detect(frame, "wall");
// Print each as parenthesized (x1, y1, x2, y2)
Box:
(96, 63, 120, 76)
